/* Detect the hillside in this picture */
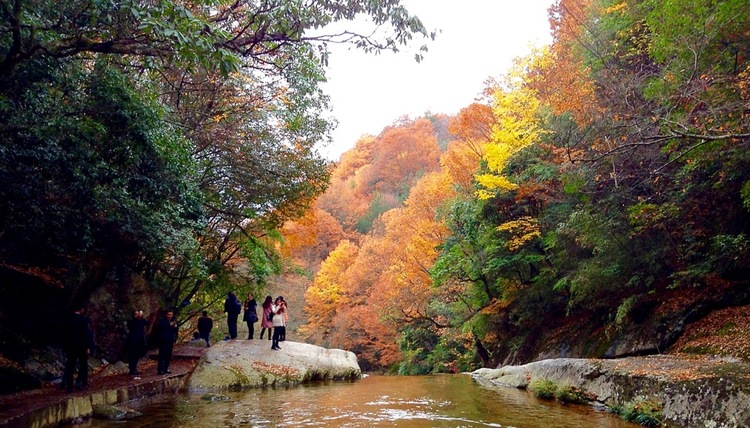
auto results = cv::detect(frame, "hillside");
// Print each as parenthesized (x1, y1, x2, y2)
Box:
(280, 0, 750, 373)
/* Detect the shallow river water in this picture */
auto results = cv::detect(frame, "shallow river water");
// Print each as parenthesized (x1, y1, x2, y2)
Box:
(85, 374, 637, 427)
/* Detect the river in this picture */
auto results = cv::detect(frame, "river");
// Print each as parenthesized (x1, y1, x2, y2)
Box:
(85, 374, 637, 427)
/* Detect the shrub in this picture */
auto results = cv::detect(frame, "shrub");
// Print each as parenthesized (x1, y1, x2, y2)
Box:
(554, 385, 590, 404)
(617, 398, 663, 427)
(528, 379, 557, 399)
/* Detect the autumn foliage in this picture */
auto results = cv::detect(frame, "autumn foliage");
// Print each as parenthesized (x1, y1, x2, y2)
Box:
(280, 0, 750, 373)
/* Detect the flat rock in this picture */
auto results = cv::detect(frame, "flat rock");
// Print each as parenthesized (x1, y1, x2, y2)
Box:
(187, 340, 361, 391)
(471, 355, 750, 428)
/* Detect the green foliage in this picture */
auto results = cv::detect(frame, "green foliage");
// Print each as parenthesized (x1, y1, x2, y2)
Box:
(554, 384, 590, 404)
(0, 0, 433, 78)
(528, 379, 557, 399)
(397, 323, 439, 375)
(356, 193, 392, 234)
(615, 397, 663, 428)
(615, 295, 640, 329)
(529, 379, 590, 404)
(742, 181, 750, 210)
(0, 58, 202, 265)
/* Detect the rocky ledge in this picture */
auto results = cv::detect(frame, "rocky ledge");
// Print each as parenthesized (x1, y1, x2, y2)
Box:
(471, 355, 750, 428)
(187, 339, 361, 390)
(0, 340, 360, 427)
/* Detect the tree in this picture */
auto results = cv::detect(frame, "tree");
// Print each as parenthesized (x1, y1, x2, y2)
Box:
(0, 57, 203, 342)
(0, 0, 435, 359)
(442, 103, 493, 194)
(0, 0, 435, 77)
(280, 207, 347, 271)
(301, 239, 358, 344)
(475, 63, 545, 199)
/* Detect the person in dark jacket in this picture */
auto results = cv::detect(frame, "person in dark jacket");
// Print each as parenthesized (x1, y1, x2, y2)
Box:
(156, 309, 178, 375)
(61, 305, 93, 392)
(126, 309, 148, 376)
(197, 311, 213, 347)
(242, 293, 258, 340)
(223, 292, 241, 339)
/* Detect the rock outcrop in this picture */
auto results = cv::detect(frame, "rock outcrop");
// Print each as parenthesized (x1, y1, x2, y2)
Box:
(471, 355, 750, 428)
(187, 340, 361, 390)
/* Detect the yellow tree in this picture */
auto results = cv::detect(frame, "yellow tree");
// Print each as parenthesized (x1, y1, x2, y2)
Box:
(300, 239, 359, 343)
(475, 60, 545, 200)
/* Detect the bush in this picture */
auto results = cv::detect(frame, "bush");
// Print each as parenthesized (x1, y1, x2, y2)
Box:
(528, 379, 557, 399)
(554, 385, 590, 404)
(617, 398, 663, 427)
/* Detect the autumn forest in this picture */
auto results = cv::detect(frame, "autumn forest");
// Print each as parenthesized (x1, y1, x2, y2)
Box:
(1, 0, 749, 382)
(285, 0, 750, 373)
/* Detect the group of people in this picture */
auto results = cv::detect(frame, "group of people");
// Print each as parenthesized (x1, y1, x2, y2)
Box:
(125, 308, 179, 376)
(60, 292, 289, 393)
(125, 308, 179, 377)
(62, 306, 179, 392)
(224, 292, 288, 350)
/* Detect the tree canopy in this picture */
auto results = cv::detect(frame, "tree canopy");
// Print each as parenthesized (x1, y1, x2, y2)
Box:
(0, 0, 433, 353)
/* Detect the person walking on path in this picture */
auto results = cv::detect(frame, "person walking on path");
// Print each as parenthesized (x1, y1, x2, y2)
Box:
(61, 305, 93, 392)
(224, 292, 242, 339)
(259, 296, 273, 340)
(126, 309, 148, 376)
(271, 296, 286, 350)
(156, 309, 178, 375)
(242, 293, 258, 339)
(197, 311, 213, 347)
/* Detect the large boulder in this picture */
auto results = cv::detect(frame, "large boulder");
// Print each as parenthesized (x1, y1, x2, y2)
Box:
(471, 355, 750, 428)
(187, 340, 361, 390)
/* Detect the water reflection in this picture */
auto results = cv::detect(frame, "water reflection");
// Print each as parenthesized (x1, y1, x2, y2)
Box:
(85, 374, 637, 427)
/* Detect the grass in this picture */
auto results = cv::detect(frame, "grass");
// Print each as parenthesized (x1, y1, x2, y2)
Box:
(528, 379, 557, 399)
(611, 398, 663, 427)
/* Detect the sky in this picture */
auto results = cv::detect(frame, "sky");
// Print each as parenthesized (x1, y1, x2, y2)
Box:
(318, 0, 556, 160)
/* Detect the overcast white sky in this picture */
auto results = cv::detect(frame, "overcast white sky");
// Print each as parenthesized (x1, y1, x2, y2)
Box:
(318, 0, 555, 160)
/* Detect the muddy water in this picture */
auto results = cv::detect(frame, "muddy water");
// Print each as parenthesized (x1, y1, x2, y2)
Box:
(85, 374, 637, 427)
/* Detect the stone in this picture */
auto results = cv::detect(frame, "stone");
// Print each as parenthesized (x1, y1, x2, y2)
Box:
(92, 404, 142, 420)
(201, 393, 231, 402)
(470, 356, 750, 428)
(187, 340, 361, 390)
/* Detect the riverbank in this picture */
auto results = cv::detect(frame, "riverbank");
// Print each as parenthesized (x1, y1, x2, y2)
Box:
(0, 339, 361, 427)
(0, 345, 204, 428)
(471, 354, 750, 428)
(4, 344, 749, 427)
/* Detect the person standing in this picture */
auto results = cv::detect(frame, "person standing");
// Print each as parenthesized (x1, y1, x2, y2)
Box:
(156, 309, 178, 375)
(242, 293, 258, 340)
(259, 295, 273, 340)
(271, 296, 286, 351)
(126, 309, 148, 376)
(61, 305, 92, 392)
(280, 298, 289, 342)
(224, 292, 241, 339)
(197, 311, 213, 347)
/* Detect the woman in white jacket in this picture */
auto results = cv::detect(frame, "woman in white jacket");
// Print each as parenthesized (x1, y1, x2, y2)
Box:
(271, 296, 286, 350)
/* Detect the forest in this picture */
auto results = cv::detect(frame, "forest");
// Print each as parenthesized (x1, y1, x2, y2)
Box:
(1, 0, 749, 387)
(0, 0, 432, 389)
(284, 0, 750, 373)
